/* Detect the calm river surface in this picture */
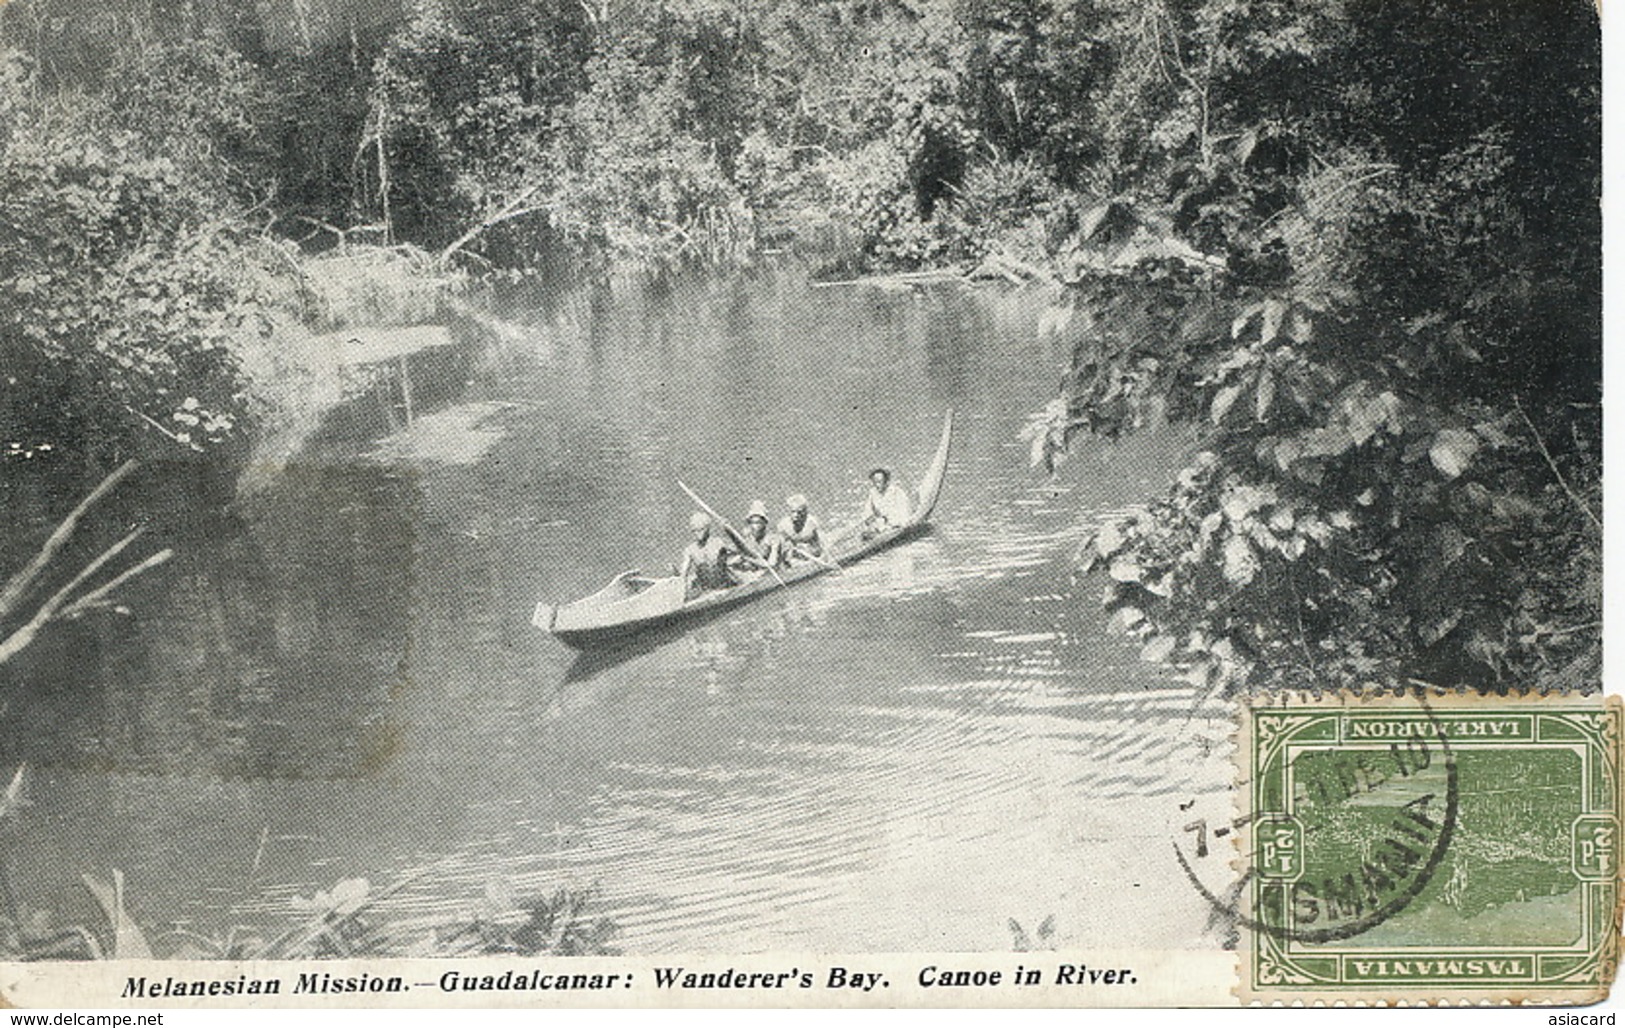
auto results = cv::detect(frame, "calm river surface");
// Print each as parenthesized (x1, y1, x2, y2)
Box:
(10, 266, 1230, 953)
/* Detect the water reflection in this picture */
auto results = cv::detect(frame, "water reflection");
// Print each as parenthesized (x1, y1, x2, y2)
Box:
(10, 264, 1224, 955)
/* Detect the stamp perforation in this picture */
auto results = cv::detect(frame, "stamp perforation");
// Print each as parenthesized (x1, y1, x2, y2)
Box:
(1234, 690, 1622, 1005)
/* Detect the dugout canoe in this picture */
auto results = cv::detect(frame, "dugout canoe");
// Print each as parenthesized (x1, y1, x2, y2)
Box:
(532, 411, 953, 650)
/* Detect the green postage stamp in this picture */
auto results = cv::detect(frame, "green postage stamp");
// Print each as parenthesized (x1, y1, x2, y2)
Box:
(1237, 691, 1622, 1005)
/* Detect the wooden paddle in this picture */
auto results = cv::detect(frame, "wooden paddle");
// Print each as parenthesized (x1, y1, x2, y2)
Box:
(787, 541, 842, 572)
(676, 480, 788, 588)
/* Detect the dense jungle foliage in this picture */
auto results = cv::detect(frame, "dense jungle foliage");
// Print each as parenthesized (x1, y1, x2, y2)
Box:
(0, 0, 1600, 694)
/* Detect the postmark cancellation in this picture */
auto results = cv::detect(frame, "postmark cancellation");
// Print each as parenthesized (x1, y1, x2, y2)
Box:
(1236, 691, 1623, 1005)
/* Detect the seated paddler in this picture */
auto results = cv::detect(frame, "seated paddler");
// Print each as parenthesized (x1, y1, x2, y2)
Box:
(775, 494, 826, 563)
(679, 511, 737, 597)
(731, 500, 784, 572)
(861, 466, 912, 538)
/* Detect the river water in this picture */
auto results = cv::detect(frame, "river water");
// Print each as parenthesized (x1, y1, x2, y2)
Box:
(8, 266, 1230, 955)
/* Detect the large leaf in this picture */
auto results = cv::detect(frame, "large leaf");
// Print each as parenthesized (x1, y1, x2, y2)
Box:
(1231, 302, 1263, 340)
(1419, 610, 1461, 646)
(1095, 522, 1126, 557)
(1108, 556, 1144, 583)
(1345, 390, 1401, 446)
(1255, 367, 1276, 420)
(0, 764, 24, 823)
(1221, 484, 1275, 521)
(1108, 605, 1145, 633)
(1211, 381, 1246, 424)
(1287, 308, 1314, 343)
(1429, 428, 1480, 478)
(1078, 200, 1119, 241)
(1195, 510, 1224, 558)
(82, 870, 154, 959)
(1272, 436, 1303, 471)
(1140, 633, 1177, 663)
(1233, 128, 1259, 165)
(1260, 298, 1285, 344)
(1222, 535, 1259, 586)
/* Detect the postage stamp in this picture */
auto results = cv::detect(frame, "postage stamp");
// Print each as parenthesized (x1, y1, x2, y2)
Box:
(1236, 691, 1622, 1005)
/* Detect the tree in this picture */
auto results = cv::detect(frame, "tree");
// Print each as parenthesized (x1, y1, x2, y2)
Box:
(0, 47, 256, 465)
(1029, 0, 1599, 696)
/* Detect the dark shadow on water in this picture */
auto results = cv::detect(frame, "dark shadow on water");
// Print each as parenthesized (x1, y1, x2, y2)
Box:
(555, 583, 786, 684)
(558, 621, 691, 684)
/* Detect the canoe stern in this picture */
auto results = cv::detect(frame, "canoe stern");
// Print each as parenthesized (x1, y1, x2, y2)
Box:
(531, 602, 556, 631)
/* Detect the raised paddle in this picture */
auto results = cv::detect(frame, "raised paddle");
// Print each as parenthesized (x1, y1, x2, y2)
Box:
(676, 480, 788, 588)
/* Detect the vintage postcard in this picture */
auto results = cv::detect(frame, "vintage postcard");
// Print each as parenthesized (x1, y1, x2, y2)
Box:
(0, 0, 1607, 1012)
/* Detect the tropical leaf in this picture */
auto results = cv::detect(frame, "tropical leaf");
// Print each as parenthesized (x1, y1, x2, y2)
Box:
(1259, 298, 1285, 344)
(1344, 390, 1400, 446)
(1287, 308, 1313, 343)
(1211, 381, 1246, 424)
(1222, 535, 1259, 586)
(1108, 606, 1146, 633)
(1254, 367, 1276, 420)
(1108, 556, 1143, 583)
(1140, 633, 1177, 663)
(0, 764, 25, 822)
(1429, 428, 1480, 479)
(1095, 522, 1126, 558)
(81, 870, 154, 959)
(1231, 302, 1263, 340)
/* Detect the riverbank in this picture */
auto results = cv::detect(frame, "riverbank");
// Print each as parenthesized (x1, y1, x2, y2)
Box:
(2, 268, 1220, 958)
(4, 838, 616, 961)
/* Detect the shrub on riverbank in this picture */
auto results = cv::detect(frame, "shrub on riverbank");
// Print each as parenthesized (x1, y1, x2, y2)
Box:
(1027, 1, 1599, 696)
(0, 26, 472, 663)
(0, 826, 617, 960)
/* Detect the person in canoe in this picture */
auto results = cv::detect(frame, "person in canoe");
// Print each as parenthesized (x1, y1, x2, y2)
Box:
(678, 511, 738, 597)
(776, 493, 826, 564)
(731, 500, 784, 573)
(861, 466, 912, 538)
